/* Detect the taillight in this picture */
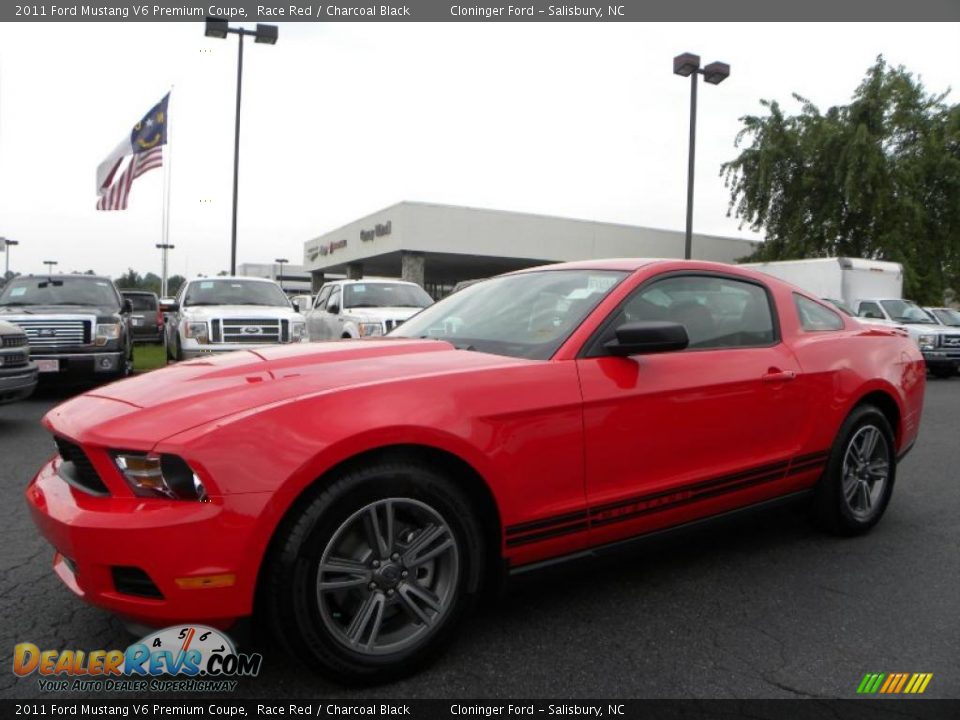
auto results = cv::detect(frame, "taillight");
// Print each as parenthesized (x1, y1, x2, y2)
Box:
(156, 309, 163, 327)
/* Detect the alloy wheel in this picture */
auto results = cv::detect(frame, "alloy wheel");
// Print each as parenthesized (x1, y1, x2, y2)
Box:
(841, 424, 890, 521)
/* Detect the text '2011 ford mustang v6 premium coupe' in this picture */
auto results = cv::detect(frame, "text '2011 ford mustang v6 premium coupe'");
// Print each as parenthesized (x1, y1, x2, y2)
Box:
(26, 260, 925, 682)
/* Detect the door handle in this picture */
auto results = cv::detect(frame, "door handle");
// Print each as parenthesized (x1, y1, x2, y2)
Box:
(762, 369, 796, 383)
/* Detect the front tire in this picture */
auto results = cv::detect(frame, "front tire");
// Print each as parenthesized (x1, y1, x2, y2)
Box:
(262, 459, 485, 684)
(812, 404, 896, 535)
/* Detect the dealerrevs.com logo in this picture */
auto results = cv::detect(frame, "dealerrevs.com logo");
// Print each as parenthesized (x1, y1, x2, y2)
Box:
(13, 625, 262, 693)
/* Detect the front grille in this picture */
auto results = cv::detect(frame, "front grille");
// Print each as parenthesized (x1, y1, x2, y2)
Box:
(216, 318, 283, 344)
(111, 566, 164, 599)
(2, 334, 28, 348)
(54, 436, 110, 495)
(0, 352, 28, 368)
(942, 334, 960, 348)
(14, 319, 91, 348)
(384, 319, 405, 332)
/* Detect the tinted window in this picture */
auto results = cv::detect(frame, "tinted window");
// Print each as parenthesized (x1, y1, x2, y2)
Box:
(392, 270, 627, 360)
(857, 301, 884, 319)
(880, 299, 935, 324)
(613, 275, 775, 349)
(125, 294, 157, 311)
(326, 288, 341, 312)
(795, 295, 843, 331)
(932, 308, 960, 327)
(314, 286, 332, 309)
(184, 280, 290, 308)
(344, 283, 433, 310)
(0, 277, 120, 309)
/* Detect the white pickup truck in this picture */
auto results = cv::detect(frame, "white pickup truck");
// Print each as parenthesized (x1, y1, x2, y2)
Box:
(165, 277, 306, 361)
(853, 298, 959, 378)
(305, 279, 433, 340)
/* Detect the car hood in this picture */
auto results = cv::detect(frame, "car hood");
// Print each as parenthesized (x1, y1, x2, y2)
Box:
(343, 307, 424, 321)
(0, 304, 118, 317)
(46, 339, 526, 448)
(181, 305, 304, 321)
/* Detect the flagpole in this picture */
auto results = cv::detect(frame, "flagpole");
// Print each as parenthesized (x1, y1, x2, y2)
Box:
(160, 87, 174, 297)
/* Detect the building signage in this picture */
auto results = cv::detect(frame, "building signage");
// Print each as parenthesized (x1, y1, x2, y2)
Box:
(311, 239, 348, 259)
(360, 221, 392, 242)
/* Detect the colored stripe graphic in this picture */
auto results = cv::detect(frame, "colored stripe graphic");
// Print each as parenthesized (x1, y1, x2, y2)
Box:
(857, 672, 932, 694)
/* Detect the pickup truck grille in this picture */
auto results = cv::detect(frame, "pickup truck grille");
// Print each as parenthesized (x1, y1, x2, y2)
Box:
(211, 318, 287, 344)
(942, 334, 960, 348)
(383, 319, 405, 332)
(2, 334, 28, 348)
(0, 352, 28, 368)
(14, 319, 91, 348)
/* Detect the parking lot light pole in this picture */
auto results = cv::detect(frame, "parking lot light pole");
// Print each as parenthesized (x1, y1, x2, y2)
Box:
(156, 243, 175, 297)
(1, 238, 18, 280)
(43, 260, 58, 275)
(673, 52, 730, 260)
(204, 18, 278, 276)
(275, 257, 288, 292)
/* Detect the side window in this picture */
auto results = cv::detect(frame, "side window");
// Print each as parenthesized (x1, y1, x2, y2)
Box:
(795, 294, 844, 331)
(615, 275, 776, 350)
(326, 288, 342, 312)
(313, 286, 332, 310)
(858, 301, 884, 319)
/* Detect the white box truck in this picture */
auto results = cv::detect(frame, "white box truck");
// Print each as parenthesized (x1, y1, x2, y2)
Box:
(744, 257, 959, 378)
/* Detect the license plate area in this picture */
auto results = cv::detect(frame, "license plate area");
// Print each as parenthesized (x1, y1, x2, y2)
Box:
(36, 359, 60, 373)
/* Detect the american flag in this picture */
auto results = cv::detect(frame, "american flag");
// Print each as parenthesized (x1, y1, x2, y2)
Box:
(95, 147, 163, 211)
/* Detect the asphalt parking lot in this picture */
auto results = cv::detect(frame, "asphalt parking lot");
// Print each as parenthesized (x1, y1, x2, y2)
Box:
(1, 379, 958, 700)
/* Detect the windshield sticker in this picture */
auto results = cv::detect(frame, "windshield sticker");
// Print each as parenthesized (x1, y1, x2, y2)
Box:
(10, 287, 26, 296)
(588, 275, 618, 292)
(353, 285, 366, 293)
(96, 281, 108, 286)
(200, 282, 214, 289)
(566, 288, 593, 300)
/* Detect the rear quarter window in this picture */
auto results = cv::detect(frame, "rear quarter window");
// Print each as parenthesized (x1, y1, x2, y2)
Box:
(795, 294, 844, 331)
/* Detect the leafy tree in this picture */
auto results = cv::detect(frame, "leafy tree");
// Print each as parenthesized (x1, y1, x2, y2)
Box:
(115, 268, 143, 289)
(166, 275, 185, 296)
(722, 56, 960, 304)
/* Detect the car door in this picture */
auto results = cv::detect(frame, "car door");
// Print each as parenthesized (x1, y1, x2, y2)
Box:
(307, 286, 331, 341)
(575, 272, 809, 548)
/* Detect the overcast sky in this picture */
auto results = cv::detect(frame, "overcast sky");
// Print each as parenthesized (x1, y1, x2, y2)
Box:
(0, 21, 958, 280)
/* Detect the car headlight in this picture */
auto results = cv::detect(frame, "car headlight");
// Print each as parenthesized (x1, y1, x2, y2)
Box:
(917, 334, 938, 351)
(95, 323, 121, 346)
(357, 322, 384, 337)
(184, 321, 209, 343)
(113, 452, 209, 501)
(290, 321, 306, 341)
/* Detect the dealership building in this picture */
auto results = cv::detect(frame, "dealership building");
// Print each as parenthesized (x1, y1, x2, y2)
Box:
(302, 201, 760, 297)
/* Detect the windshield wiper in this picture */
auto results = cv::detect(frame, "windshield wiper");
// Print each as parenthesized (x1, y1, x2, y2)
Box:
(347, 303, 379, 308)
(0, 302, 34, 306)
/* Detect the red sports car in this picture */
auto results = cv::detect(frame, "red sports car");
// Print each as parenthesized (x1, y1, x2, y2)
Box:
(26, 260, 925, 682)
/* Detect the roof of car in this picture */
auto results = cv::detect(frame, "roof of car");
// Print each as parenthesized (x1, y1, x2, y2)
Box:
(187, 276, 278, 283)
(325, 278, 421, 285)
(512, 258, 768, 274)
(120, 289, 157, 295)
(17, 274, 113, 282)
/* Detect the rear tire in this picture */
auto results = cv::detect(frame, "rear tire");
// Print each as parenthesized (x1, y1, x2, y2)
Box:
(812, 404, 896, 536)
(262, 458, 485, 684)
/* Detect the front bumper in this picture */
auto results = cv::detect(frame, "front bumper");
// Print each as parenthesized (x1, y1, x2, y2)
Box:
(0, 363, 39, 403)
(25, 458, 267, 627)
(32, 350, 125, 377)
(921, 349, 960, 371)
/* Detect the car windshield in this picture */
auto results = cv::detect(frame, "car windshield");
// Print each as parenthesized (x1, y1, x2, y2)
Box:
(390, 269, 628, 360)
(184, 280, 290, 308)
(124, 294, 157, 311)
(932, 308, 960, 326)
(880, 299, 934, 323)
(344, 283, 433, 309)
(0, 277, 119, 308)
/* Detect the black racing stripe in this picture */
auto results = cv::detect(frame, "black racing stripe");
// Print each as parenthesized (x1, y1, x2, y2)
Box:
(589, 459, 789, 516)
(590, 469, 786, 528)
(506, 521, 589, 547)
(793, 450, 830, 464)
(506, 509, 589, 537)
(787, 460, 826, 476)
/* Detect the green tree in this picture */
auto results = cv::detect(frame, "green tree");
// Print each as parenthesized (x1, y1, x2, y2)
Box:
(166, 275, 185, 296)
(115, 268, 143, 289)
(722, 56, 960, 304)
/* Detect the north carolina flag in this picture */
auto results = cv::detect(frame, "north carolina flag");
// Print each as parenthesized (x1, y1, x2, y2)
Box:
(95, 93, 169, 210)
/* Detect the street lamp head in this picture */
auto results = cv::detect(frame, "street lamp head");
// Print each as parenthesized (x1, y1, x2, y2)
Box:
(275, 258, 288, 264)
(204, 17, 229, 39)
(673, 52, 701, 77)
(703, 61, 731, 85)
(255, 24, 278, 45)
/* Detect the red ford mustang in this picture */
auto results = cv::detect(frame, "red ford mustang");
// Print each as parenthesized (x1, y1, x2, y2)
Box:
(27, 260, 925, 682)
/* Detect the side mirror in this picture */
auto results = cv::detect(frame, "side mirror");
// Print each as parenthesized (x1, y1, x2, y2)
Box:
(122, 298, 133, 314)
(604, 321, 689, 356)
(161, 302, 179, 313)
(327, 302, 340, 315)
